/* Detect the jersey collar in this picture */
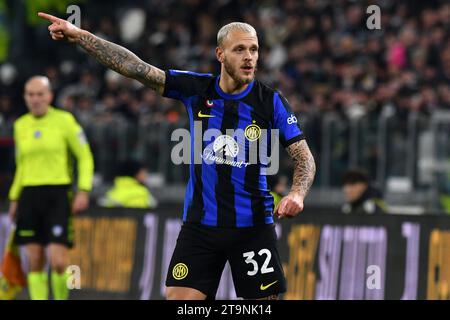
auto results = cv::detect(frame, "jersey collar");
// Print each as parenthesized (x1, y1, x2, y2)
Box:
(215, 76, 254, 100)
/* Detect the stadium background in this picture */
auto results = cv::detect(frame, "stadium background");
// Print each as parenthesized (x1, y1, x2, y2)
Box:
(0, 0, 449, 299)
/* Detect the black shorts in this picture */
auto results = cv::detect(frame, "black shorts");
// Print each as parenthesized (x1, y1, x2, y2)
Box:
(166, 223, 286, 299)
(15, 185, 74, 248)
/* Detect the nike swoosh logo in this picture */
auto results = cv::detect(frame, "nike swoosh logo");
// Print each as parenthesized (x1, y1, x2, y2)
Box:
(260, 280, 278, 291)
(198, 111, 215, 118)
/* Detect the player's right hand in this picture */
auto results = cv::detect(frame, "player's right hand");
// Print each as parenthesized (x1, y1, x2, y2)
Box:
(38, 12, 81, 43)
(8, 201, 17, 222)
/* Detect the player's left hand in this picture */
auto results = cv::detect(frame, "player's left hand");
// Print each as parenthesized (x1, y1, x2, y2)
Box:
(72, 191, 89, 214)
(274, 192, 304, 219)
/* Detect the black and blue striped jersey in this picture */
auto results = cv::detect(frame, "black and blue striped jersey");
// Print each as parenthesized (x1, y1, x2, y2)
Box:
(163, 70, 304, 228)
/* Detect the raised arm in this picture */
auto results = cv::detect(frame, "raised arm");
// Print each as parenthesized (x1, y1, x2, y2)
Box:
(274, 140, 316, 218)
(38, 12, 165, 94)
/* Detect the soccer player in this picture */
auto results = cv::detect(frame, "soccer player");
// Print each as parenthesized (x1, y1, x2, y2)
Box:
(8, 76, 94, 299)
(38, 13, 316, 300)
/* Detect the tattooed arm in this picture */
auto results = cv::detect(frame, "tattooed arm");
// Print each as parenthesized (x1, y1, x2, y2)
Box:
(274, 140, 316, 218)
(38, 12, 165, 94)
(286, 140, 316, 198)
(77, 31, 165, 93)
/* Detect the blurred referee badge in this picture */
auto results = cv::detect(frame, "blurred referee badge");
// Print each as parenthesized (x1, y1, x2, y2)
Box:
(66, 265, 81, 290)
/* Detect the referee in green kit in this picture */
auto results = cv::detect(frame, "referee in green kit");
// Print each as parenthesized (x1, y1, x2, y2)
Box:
(8, 76, 94, 300)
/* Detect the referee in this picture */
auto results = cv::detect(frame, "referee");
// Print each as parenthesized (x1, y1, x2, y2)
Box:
(8, 76, 94, 300)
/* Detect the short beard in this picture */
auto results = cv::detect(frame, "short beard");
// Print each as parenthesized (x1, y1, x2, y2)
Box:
(223, 57, 256, 87)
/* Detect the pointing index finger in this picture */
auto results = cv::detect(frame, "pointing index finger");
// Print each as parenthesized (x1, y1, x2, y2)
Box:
(38, 12, 60, 23)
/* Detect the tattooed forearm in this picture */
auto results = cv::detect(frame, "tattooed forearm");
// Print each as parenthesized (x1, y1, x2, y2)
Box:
(77, 31, 165, 93)
(287, 140, 316, 198)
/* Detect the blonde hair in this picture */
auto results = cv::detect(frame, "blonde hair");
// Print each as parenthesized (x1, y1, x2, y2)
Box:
(217, 22, 257, 47)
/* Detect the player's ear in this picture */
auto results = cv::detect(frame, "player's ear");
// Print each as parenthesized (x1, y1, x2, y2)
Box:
(216, 46, 224, 63)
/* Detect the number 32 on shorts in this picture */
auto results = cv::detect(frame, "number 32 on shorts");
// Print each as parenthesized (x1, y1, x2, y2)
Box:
(243, 249, 274, 276)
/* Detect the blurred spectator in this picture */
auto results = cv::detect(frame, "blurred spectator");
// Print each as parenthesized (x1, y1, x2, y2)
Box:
(98, 160, 158, 209)
(341, 169, 386, 215)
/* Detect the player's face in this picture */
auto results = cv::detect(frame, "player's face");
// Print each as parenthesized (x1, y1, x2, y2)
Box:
(24, 80, 53, 117)
(218, 30, 259, 86)
(343, 182, 367, 203)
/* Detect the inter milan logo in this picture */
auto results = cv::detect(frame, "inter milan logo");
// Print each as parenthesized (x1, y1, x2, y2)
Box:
(205, 99, 214, 108)
(172, 263, 188, 280)
(34, 130, 42, 139)
(244, 121, 261, 141)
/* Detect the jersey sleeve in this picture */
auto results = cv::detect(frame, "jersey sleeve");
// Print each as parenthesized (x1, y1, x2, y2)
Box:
(65, 114, 94, 192)
(8, 122, 23, 201)
(162, 69, 213, 105)
(272, 92, 305, 148)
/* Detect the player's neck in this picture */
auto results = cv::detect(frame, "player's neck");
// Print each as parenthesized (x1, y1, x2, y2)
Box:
(218, 72, 249, 95)
(31, 106, 51, 118)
